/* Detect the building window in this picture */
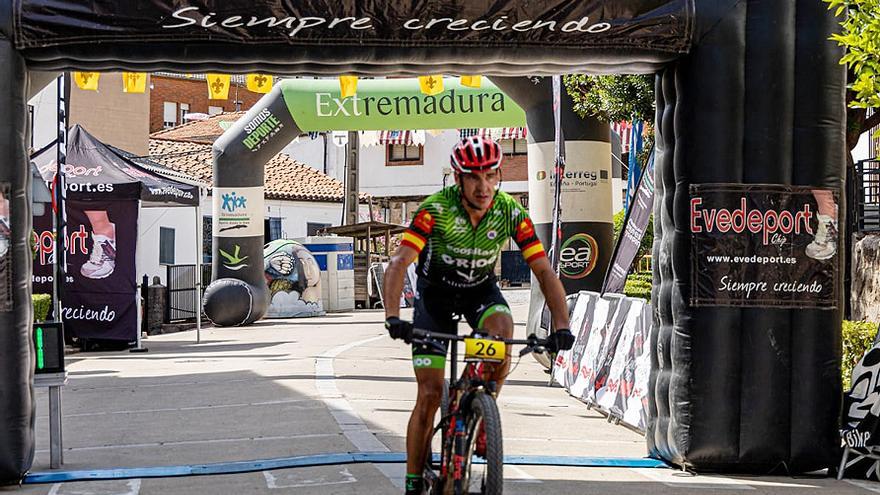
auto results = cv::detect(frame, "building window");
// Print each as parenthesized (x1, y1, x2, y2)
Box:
(208, 106, 223, 116)
(163, 102, 177, 129)
(386, 144, 424, 166)
(178, 103, 190, 124)
(268, 217, 282, 241)
(499, 138, 527, 156)
(159, 227, 175, 265)
(307, 222, 331, 236)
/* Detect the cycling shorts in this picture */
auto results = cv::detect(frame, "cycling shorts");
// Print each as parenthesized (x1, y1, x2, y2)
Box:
(411, 279, 511, 367)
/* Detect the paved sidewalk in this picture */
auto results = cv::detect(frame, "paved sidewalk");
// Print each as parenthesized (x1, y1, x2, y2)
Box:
(2, 289, 876, 494)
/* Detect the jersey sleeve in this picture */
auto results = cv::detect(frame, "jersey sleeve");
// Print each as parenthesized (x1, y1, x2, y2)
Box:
(511, 204, 546, 263)
(400, 204, 436, 255)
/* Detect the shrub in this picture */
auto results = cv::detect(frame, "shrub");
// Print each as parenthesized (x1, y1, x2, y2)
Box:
(32, 294, 51, 323)
(624, 272, 652, 300)
(843, 320, 879, 391)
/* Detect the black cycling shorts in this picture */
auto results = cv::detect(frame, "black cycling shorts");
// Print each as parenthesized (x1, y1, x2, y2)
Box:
(411, 279, 511, 360)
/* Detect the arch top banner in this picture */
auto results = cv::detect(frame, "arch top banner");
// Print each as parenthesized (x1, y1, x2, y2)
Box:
(12, 1, 693, 53)
(281, 78, 526, 131)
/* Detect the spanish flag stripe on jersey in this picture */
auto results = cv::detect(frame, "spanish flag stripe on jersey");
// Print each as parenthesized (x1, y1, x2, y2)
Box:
(401, 230, 427, 252)
(521, 240, 546, 263)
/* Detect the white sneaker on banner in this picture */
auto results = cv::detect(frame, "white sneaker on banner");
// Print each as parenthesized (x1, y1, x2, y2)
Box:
(81, 235, 117, 279)
(805, 214, 838, 261)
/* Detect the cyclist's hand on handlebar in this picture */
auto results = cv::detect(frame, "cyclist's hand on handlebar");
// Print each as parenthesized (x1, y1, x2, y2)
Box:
(385, 317, 413, 343)
(546, 328, 575, 353)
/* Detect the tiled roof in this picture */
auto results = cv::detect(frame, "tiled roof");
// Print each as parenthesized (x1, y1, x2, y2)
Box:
(148, 138, 353, 203)
(149, 112, 370, 203)
(150, 112, 246, 145)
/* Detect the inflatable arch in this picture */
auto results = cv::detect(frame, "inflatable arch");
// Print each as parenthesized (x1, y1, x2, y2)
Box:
(0, 0, 843, 482)
(203, 77, 614, 326)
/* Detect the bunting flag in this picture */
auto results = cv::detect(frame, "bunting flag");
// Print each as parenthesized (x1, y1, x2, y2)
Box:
(73, 72, 100, 91)
(460, 75, 482, 88)
(339, 75, 359, 98)
(246, 73, 273, 93)
(122, 72, 146, 93)
(458, 127, 526, 140)
(207, 73, 231, 100)
(418, 75, 444, 96)
(379, 130, 412, 145)
(611, 121, 633, 153)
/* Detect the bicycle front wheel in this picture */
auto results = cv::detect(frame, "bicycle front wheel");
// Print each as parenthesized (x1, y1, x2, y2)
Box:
(462, 392, 503, 495)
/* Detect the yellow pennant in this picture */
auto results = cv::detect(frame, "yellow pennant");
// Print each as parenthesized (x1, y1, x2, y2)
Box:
(418, 75, 444, 96)
(339, 75, 359, 98)
(460, 75, 482, 88)
(73, 72, 100, 91)
(122, 72, 147, 93)
(246, 74, 273, 93)
(207, 73, 231, 100)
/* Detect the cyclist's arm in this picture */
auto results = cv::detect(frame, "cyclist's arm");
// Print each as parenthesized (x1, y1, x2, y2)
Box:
(511, 213, 570, 331)
(383, 244, 418, 319)
(528, 255, 571, 331)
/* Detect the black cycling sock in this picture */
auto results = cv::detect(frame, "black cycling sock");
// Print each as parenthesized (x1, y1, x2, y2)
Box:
(405, 473, 424, 494)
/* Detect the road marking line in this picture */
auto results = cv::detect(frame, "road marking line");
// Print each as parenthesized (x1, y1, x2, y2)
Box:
(508, 465, 542, 483)
(263, 468, 357, 489)
(48, 479, 141, 495)
(315, 334, 401, 486)
(846, 479, 880, 494)
(631, 468, 755, 490)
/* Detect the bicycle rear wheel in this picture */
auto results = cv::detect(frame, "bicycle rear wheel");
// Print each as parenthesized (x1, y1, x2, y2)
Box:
(461, 392, 503, 495)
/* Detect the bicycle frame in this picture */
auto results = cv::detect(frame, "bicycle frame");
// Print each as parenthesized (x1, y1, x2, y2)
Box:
(411, 327, 546, 495)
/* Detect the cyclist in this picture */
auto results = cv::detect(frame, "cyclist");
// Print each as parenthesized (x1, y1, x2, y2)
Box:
(383, 135, 574, 495)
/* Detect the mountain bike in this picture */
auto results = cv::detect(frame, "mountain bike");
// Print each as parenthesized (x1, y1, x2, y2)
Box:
(409, 326, 548, 495)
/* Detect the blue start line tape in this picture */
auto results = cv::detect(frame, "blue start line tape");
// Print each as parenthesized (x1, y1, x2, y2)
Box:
(24, 453, 668, 484)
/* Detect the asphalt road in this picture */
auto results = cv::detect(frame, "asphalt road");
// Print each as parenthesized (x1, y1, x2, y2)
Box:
(3, 289, 877, 494)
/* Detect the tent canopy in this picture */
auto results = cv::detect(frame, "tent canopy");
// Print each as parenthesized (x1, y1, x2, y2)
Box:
(33, 125, 199, 207)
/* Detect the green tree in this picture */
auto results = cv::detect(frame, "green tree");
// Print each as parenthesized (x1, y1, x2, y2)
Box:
(563, 74, 656, 172)
(826, 0, 880, 159)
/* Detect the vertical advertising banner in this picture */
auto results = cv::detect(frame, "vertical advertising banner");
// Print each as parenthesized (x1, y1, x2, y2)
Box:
(603, 152, 655, 294)
(0, 183, 10, 311)
(690, 184, 839, 308)
(35, 200, 139, 341)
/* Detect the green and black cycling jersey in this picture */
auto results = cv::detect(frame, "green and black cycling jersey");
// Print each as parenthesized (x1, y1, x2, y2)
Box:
(400, 186, 546, 289)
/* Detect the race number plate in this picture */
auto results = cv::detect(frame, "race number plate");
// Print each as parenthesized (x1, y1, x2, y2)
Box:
(464, 337, 506, 362)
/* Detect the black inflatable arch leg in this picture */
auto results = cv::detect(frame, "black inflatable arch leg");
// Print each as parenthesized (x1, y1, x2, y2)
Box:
(0, 39, 35, 482)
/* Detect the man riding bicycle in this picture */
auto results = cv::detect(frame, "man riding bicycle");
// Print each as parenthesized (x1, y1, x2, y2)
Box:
(383, 136, 574, 495)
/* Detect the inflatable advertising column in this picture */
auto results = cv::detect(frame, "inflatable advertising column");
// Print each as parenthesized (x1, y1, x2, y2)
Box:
(492, 77, 613, 334)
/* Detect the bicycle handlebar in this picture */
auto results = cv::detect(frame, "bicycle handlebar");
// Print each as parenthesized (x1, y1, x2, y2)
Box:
(408, 326, 549, 357)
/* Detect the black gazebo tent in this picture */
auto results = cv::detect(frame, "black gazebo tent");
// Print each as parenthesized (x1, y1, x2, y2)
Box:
(31, 125, 198, 342)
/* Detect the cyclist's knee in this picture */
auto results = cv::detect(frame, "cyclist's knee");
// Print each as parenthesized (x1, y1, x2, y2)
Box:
(416, 380, 444, 409)
(481, 311, 513, 338)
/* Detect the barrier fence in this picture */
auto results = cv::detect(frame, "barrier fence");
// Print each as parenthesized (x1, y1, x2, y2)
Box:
(553, 291, 653, 432)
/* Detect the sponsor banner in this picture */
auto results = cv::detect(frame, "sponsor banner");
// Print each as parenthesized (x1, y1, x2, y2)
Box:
(596, 300, 651, 430)
(61, 200, 138, 341)
(0, 183, 10, 311)
(553, 292, 598, 390)
(213, 186, 265, 238)
(690, 184, 839, 309)
(603, 152, 655, 294)
(841, 339, 880, 479)
(281, 78, 525, 131)
(15, 1, 693, 53)
(528, 141, 613, 224)
(240, 106, 286, 152)
(555, 291, 654, 432)
(535, 222, 613, 295)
